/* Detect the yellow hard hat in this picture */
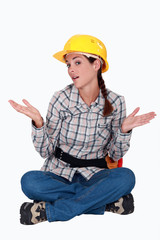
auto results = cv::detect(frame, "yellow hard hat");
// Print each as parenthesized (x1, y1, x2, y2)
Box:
(53, 34, 109, 73)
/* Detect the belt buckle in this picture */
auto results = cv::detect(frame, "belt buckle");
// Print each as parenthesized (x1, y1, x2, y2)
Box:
(60, 149, 63, 160)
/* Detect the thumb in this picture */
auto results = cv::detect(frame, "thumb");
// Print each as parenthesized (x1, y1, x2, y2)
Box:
(22, 99, 32, 107)
(129, 107, 140, 117)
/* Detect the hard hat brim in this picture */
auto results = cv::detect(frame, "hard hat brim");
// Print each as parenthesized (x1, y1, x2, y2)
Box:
(53, 50, 74, 63)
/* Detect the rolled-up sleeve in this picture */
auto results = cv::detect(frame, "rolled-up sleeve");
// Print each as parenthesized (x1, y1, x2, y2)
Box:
(31, 92, 62, 158)
(108, 96, 132, 160)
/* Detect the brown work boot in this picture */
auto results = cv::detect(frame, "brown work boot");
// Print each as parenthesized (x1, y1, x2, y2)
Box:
(106, 194, 134, 215)
(20, 201, 47, 225)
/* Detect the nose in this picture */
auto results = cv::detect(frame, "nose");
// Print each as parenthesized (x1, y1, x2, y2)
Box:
(68, 64, 75, 74)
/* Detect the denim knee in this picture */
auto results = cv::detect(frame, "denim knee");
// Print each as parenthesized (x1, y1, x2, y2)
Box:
(120, 167, 136, 193)
(21, 171, 38, 199)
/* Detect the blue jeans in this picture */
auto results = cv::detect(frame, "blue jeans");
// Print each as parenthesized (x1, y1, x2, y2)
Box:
(21, 168, 135, 222)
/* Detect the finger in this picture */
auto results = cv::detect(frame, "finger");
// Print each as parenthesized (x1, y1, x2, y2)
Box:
(8, 100, 17, 106)
(9, 100, 28, 113)
(14, 104, 27, 113)
(146, 112, 156, 118)
(22, 99, 38, 114)
(8, 100, 21, 110)
(141, 112, 156, 117)
(22, 99, 34, 108)
(17, 108, 33, 118)
(137, 112, 156, 122)
(143, 114, 156, 121)
(129, 107, 140, 117)
(135, 114, 156, 127)
(135, 120, 151, 127)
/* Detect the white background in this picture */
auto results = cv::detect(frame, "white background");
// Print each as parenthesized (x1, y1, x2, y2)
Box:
(1, 0, 159, 239)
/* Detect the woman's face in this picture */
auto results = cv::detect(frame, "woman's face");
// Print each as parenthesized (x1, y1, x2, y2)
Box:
(65, 53, 100, 89)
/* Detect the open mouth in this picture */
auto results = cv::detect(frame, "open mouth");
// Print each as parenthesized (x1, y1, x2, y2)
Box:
(72, 76, 79, 80)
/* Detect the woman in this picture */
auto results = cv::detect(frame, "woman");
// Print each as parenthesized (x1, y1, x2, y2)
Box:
(9, 34, 156, 225)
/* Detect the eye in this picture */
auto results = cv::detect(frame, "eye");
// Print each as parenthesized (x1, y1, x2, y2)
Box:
(66, 63, 71, 68)
(75, 61, 81, 65)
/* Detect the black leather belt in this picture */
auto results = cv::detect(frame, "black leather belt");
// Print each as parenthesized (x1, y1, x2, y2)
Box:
(55, 147, 108, 169)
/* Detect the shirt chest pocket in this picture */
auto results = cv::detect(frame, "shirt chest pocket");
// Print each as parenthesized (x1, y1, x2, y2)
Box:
(97, 117, 112, 141)
(60, 113, 87, 146)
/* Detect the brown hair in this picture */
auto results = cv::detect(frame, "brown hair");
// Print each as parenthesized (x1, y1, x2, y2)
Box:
(85, 56, 113, 117)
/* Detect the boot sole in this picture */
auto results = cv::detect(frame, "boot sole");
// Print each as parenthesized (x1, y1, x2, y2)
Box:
(20, 202, 34, 225)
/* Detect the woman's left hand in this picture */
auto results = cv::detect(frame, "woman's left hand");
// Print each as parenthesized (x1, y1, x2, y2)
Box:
(121, 107, 156, 133)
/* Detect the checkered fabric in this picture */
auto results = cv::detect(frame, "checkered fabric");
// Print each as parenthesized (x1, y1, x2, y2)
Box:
(32, 83, 132, 181)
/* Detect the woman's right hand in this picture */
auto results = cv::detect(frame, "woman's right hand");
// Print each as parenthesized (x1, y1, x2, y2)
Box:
(8, 99, 43, 128)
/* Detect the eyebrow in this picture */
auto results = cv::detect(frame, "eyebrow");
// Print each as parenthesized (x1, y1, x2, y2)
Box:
(65, 56, 81, 63)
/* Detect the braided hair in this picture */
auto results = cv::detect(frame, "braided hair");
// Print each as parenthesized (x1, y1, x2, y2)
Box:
(85, 56, 113, 117)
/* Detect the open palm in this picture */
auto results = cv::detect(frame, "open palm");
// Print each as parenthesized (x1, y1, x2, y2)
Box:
(8, 99, 43, 128)
(121, 107, 156, 133)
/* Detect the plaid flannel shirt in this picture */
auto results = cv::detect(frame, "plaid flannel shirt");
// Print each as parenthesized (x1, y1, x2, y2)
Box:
(32, 83, 132, 181)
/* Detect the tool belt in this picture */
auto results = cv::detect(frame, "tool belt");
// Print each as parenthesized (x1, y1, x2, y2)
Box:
(55, 147, 108, 169)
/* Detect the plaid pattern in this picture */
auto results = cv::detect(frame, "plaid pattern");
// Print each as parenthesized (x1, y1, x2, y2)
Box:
(32, 84, 132, 181)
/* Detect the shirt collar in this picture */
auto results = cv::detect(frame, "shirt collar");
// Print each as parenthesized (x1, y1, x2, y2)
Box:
(69, 84, 105, 110)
